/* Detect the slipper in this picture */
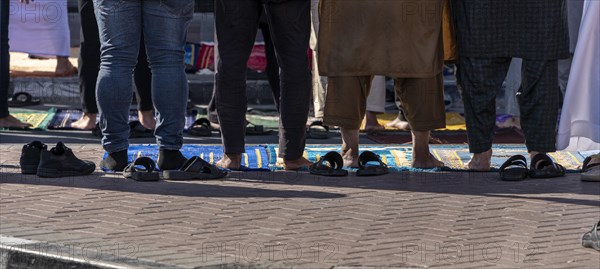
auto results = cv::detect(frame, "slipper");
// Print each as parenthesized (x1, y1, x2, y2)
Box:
(8, 92, 41, 107)
(356, 151, 389, 177)
(499, 155, 528, 181)
(307, 121, 329, 139)
(188, 118, 213, 137)
(529, 153, 566, 178)
(581, 221, 600, 251)
(163, 156, 228, 180)
(246, 121, 273, 136)
(122, 157, 160, 181)
(581, 154, 600, 182)
(129, 120, 154, 138)
(309, 151, 348, 177)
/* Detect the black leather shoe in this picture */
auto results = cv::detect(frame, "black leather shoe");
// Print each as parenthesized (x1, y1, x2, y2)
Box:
(37, 142, 96, 178)
(20, 141, 47, 174)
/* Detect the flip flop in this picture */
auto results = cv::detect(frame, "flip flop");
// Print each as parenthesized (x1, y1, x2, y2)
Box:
(499, 155, 529, 181)
(188, 118, 213, 137)
(8, 92, 41, 107)
(356, 151, 389, 177)
(529, 153, 566, 178)
(246, 121, 273, 136)
(163, 156, 228, 180)
(309, 151, 348, 177)
(307, 121, 329, 139)
(581, 221, 600, 251)
(129, 120, 154, 138)
(123, 157, 160, 181)
(581, 154, 600, 182)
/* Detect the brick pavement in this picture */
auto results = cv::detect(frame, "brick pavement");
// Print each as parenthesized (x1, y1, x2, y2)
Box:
(1, 144, 599, 268)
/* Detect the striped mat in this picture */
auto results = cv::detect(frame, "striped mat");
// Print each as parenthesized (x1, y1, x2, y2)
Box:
(48, 109, 198, 130)
(102, 144, 270, 171)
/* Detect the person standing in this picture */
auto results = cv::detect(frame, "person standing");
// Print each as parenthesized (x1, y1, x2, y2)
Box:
(71, 0, 155, 130)
(94, 0, 193, 171)
(454, 0, 569, 175)
(214, 0, 312, 171)
(557, 0, 600, 181)
(319, 0, 447, 168)
(0, 0, 31, 128)
(8, 0, 75, 76)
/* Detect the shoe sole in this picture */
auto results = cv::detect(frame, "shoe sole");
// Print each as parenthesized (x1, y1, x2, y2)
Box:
(37, 166, 95, 178)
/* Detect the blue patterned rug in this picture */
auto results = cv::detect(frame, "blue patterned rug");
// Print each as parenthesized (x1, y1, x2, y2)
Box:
(103, 144, 593, 172)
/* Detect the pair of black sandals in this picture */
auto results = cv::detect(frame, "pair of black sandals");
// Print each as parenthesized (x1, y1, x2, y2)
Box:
(309, 151, 389, 177)
(499, 154, 566, 181)
(122, 156, 227, 181)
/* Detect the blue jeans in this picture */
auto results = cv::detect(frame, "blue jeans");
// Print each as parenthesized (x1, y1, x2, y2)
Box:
(93, 0, 193, 153)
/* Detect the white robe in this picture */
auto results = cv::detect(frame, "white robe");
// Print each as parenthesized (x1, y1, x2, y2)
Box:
(557, 0, 600, 151)
(8, 0, 70, 57)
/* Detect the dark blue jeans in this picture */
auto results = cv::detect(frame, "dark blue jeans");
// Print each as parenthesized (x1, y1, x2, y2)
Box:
(93, 0, 193, 153)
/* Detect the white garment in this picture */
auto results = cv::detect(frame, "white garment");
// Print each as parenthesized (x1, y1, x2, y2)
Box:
(8, 0, 70, 57)
(503, 58, 522, 117)
(557, 0, 600, 151)
(366, 76, 386, 113)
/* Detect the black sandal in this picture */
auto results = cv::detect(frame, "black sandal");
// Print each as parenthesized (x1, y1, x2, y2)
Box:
(309, 151, 348, 177)
(356, 151, 389, 177)
(529, 154, 566, 178)
(163, 156, 228, 180)
(246, 121, 273, 136)
(188, 118, 213, 137)
(307, 121, 329, 139)
(8, 92, 41, 107)
(499, 155, 528, 181)
(123, 157, 160, 181)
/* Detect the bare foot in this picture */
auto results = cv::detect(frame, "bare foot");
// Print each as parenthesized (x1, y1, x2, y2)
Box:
(55, 56, 76, 77)
(466, 149, 492, 171)
(412, 153, 444, 169)
(341, 148, 359, 168)
(365, 111, 384, 134)
(386, 117, 411, 131)
(283, 157, 313, 171)
(216, 153, 242, 170)
(71, 113, 97, 130)
(0, 115, 32, 128)
(138, 110, 156, 130)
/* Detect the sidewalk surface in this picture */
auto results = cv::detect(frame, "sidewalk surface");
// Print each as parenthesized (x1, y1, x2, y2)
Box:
(1, 143, 599, 268)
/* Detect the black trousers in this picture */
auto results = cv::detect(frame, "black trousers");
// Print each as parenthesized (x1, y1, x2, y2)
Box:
(215, 0, 311, 160)
(458, 57, 559, 153)
(78, 0, 153, 114)
(0, 0, 9, 118)
(208, 17, 281, 123)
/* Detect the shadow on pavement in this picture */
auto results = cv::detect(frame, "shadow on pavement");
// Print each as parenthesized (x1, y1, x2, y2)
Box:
(0, 171, 346, 199)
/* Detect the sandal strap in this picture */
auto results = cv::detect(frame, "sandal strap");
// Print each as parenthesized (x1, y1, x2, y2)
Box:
(313, 151, 344, 170)
(125, 157, 156, 173)
(500, 155, 527, 171)
(358, 151, 387, 169)
(530, 153, 555, 170)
